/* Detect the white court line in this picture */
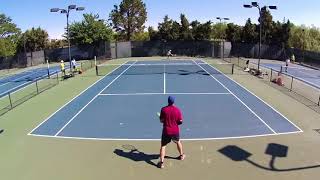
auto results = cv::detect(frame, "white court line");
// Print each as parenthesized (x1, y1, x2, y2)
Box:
(53, 61, 137, 136)
(28, 130, 302, 141)
(28, 61, 129, 135)
(163, 64, 166, 94)
(193, 60, 277, 134)
(201, 60, 303, 132)
(101, 63, 195, 66)
(98, 92, 231, 96)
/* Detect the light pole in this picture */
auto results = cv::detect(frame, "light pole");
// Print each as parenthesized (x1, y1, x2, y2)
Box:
(50, 5, 85, 69)
(243, 2, 276, 70)
(216, 17, 229, 60)
(302, 29, 305, 63)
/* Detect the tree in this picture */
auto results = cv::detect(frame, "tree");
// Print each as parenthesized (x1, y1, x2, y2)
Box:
(190, 20, 212, 40)
(158, 15, 179, 41)
(132, 31, 149, 41)
(17, 27, 49, 52)
(0, 38, 17, 57)
(68, 13, 113, 45)
(225, 23, 242, 43)
(109, 0, 147, 41)
(259, 7, 274, 44)
(179, 14, 192, 40)
(211, 23, 227, 40)
(0, 13, 20, 57)
(242, 18, 257, 43)
(48, 39, 68, 49)
(148, 26, 160, 40)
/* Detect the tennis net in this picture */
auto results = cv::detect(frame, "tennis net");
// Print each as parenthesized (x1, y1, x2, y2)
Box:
(96, 62, 234, 76)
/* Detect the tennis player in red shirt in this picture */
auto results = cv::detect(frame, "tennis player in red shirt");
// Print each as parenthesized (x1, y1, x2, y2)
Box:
(158, 96, 185, 168)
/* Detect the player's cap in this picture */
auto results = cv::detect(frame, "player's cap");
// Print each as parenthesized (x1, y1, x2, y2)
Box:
(168, 96, 175, 105)
(61, 60, 64, 63)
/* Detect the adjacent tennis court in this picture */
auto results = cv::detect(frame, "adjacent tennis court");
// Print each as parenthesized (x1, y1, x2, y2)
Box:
(259, 62, 320, 88)
(29, 59, 302, 140)
(0, 65, 63, 97)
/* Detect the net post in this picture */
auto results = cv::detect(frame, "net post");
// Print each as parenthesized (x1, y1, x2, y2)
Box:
(96, 65, 98, 76)
(8, 93, 13, 109)
(318, 94, 320, 106)
(35, 80, 39, 94)
(46, 59, 50, 78)
(94, 56, 97, 66)
(270, 69, 273, 81)
(280, 66, 283, 73)
(232, 64, 234, 74)
(56, 73, 59, 84)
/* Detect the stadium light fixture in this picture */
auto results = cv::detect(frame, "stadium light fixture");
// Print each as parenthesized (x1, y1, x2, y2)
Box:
(243, 2, 277, 71)
(68, 5, 76, 10)
(76, 7, 85, 11)
(50, 5, 85, 69)
(50, 8, 60, 12)
(268, 6, 277, 10)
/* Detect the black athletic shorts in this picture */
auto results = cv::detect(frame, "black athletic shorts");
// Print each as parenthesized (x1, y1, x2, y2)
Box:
(161, 133, 180, 146)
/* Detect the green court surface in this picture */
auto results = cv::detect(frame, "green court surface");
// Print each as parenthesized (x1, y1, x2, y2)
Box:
(0, 57, 320, 180)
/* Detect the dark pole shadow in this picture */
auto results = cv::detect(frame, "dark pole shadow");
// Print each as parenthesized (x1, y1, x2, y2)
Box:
(218, 143, 320, 172)
(114, 144, 180, 168)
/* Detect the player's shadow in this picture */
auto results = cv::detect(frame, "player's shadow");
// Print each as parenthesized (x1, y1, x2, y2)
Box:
(114, 145, 180, 167)
(218, 143, 320, 172)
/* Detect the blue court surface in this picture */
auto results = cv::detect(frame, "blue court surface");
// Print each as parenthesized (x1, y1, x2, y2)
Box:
(0, 65, 63, 97)
(29, 60, 302, 140)
(259, 63, 320, 88)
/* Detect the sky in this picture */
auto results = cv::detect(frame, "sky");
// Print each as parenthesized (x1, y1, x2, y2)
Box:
(0, 0, 319, 39)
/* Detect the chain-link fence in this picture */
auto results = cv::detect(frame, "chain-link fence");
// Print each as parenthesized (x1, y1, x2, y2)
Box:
(226, 56, 320, 107)
(0, 72, 59, 116)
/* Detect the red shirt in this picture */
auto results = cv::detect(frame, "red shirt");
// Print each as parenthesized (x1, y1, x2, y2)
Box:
(160, 105, 183, 135)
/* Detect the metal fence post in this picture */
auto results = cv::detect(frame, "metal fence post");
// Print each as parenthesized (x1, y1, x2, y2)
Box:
(56, 73, 59, 84)
(290, 76, 294, 91)
(238, 56, 240, 66)
(270, 69, 273, 81)
(232, 64, 234, 74)
(8, 93, 13, 109)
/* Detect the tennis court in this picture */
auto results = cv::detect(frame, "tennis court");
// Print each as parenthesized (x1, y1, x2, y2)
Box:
(259, 63, 320, 88)
(29, 59, 301, 140)
(0, 65, 63, 97)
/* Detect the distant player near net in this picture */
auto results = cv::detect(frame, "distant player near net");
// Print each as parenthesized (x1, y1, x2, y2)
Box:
(158, 96, 185, 169)
(291, 53, 295, 63)
(71, 58, 77, 72)
(284, 57, 290, 72)
(167, 49, 173, 59)
(60, 60, 66, 76)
